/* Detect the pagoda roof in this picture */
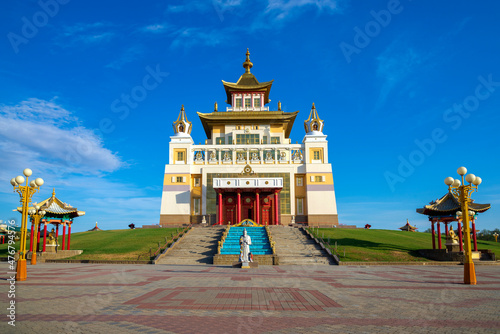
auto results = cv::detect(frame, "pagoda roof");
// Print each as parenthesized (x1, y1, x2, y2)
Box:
(399, 220, 417, 231)
(197, 110, 298, 139)
(222, 49, 274, 105)
(16, 189, 85, 219)
(416, 191, 490, 217)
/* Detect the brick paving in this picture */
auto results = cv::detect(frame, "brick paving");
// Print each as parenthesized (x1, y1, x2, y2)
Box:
(1, 263, 500, 333)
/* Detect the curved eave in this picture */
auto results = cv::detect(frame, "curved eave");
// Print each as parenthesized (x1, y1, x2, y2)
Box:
(416, 204, 491, 216)
(197, 110, 298, 139)
(222, 80, 274, 105)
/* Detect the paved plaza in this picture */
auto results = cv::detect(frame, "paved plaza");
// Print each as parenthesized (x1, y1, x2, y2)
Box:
(1, 263, 500, 333)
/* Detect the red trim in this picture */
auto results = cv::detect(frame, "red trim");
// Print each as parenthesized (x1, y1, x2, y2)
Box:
(255, 192, 260, 225)
(437, 222, 442, 250)
(42, 224, 47, 252)
(274, 191, 279, 225)
(431, 221, 436, 250)
(29, 222, 34, 252)
(237, 193, 241, 223)
(62, 224, 66, 250)
(37, 223, 41, 252)
(67, 224, 71, 250)
(457, 221, 463, 252)
(472, 219, 477, 251)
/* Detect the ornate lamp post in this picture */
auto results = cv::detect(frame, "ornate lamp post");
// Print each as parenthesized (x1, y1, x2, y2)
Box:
(494, 232, 499, 243)
(28, 206, 46, 265)
(10, 169, 44, 281)
(444, 166, 482, 285)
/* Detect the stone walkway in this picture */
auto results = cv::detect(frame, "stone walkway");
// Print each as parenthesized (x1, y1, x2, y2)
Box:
(1, 263, 500, 333)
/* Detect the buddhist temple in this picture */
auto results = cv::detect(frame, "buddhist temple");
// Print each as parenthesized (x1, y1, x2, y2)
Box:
(17, 189, 85, 252)
(399, 219, 417, 232)
(417, 191, 490, 251)
(160, 50, 339, 226)
(89, 222, 102, 231)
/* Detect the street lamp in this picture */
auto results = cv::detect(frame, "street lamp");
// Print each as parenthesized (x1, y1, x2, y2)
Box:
(28, 206, 46, 265)
(444, 166, 482, 285)
(10, 169, 44, 281)
(494, 232, 499, 243)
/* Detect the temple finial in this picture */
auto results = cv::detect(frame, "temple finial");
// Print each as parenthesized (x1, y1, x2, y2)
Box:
(278, 101, 282, 111)
(52, 188, 55, 197)
(243, 48, 253, 74)
(181, 104, 184, 111)
(214, 101, 218, 111)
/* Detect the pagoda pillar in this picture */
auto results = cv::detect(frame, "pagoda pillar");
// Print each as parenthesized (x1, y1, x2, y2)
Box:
(37, 223, 41, 252)
(431, 220, 435, 249)
(62, 223, 66, 250)
(237, 192, 241, 223)
(457, 220, 463, 252)
(55, 223, 59, 249)
(444, 222, 449, 237)
(218, 191, 223, 225)
(255, 192, 260, 225)
(67, 222, 72, 250)
(472, 218, 477, 252)
(29, 220, 35, 252)
(274, 190, 280, 225)
(437, 221, 442, 250)
(42, 221, 47, 252)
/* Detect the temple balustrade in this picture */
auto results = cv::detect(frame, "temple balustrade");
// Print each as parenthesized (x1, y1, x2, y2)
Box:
(192, 143, 304, 165)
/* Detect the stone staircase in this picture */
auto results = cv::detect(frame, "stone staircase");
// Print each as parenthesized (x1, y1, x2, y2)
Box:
(269, 226, 333, 265)
(157, 226, 224, 265)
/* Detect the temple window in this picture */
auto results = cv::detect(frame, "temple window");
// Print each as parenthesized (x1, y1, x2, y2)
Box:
(296, 198, 304, 215)
(263, 136, 268, 144)
(296, 177, 303, 187)
(236, 133, 259, 144)
(177, 151, 184, 161)
(176, 176, 183, 183)
(313, 150, 321, 160)
(193, 198, 200, 215)
(194, 178, 201, 187)
(245, 98, 251, 108)
(216, 137, 225, 145)
(235, 98, 242, 108)
(254, 97, 261, 107)
(271, 137, 280, 144)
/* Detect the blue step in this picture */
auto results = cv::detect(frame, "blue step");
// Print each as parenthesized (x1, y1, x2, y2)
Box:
(220, 226, 273, 255)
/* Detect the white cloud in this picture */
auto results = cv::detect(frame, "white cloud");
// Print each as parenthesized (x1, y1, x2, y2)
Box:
(0, 98, 122, 183)
(265, 0, 339, 20)
(57, 22, 116, 47)
(375, 41, 423, 109)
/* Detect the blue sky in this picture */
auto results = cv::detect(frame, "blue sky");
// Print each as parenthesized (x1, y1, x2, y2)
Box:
(1, 0, 499, 233)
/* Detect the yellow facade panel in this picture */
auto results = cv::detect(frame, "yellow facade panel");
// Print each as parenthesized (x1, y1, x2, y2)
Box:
(270, 124, 284, 133)
(164, 173, 190, 185)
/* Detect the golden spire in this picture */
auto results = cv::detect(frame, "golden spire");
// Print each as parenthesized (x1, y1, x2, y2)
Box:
(214, 101, 218, 111)
(278, 101, 282, 111)
(181, 104, 184, 112)
(52, 188, 55, 197)
(243, 48, 253, 73)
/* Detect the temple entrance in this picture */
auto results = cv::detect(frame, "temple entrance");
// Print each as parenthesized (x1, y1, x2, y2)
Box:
(213, 177, 283, 225)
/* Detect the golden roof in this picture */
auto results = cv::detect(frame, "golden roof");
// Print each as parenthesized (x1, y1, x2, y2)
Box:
(416, 191, 490, 217)
(222, 49, 274, 105)
(197, 110, 298, 139)
(16, 188, 85, 218)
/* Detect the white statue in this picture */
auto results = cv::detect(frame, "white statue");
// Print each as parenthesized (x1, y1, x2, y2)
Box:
(239, 229, 252, 263)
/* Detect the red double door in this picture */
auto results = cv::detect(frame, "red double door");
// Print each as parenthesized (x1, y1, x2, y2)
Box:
(222, 193, 274, 225)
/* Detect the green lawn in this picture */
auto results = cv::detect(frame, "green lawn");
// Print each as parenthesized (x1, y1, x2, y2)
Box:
(309, 228, 500, 262)
(0, 228, 180, 261)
